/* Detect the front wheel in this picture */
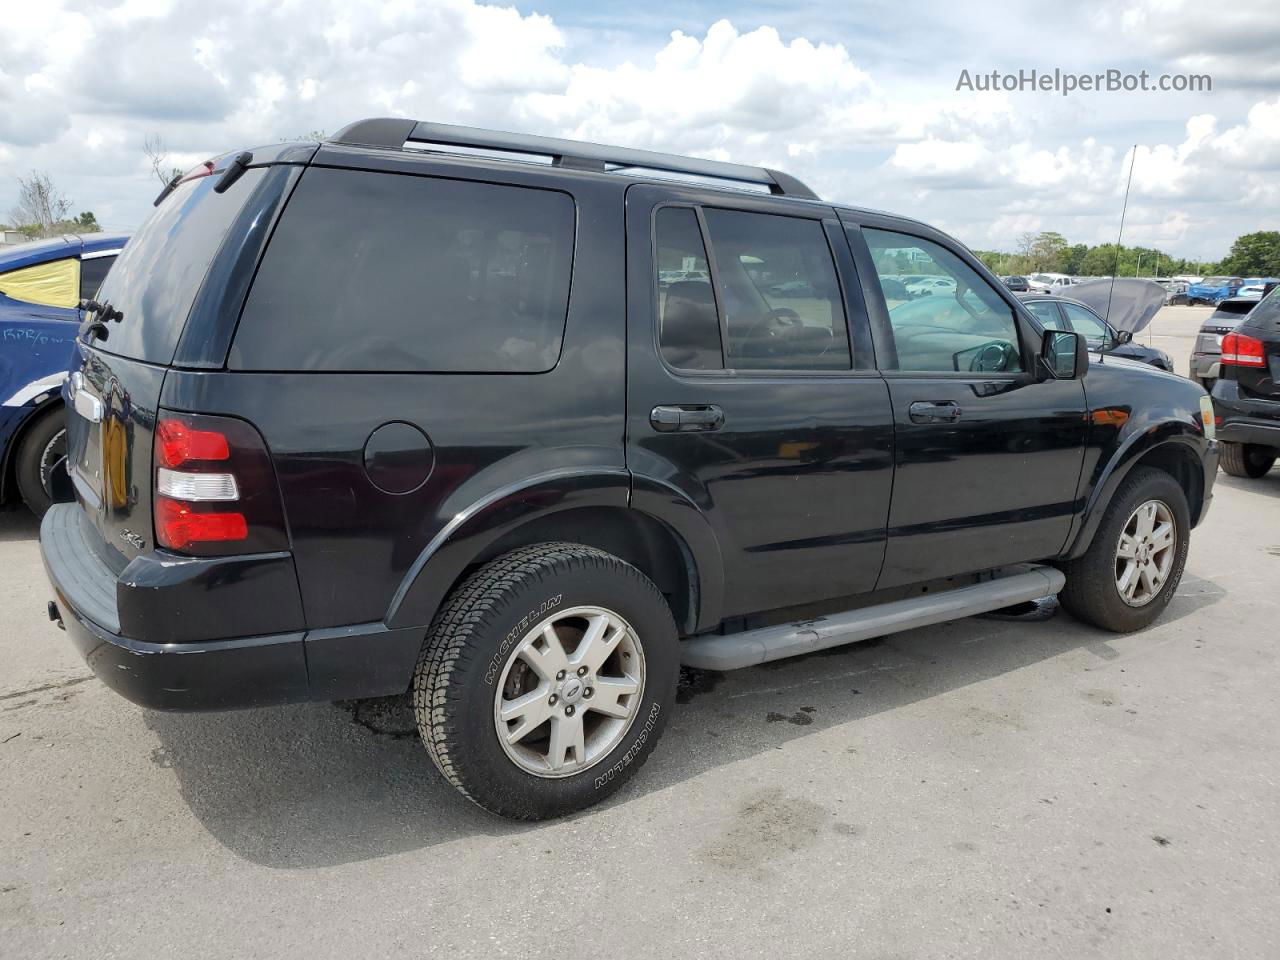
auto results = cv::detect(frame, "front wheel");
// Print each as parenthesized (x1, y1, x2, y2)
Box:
(413, 543, 678, 820)
(1058, 467, 1190, 632)
(1219, 441, 1277, 478)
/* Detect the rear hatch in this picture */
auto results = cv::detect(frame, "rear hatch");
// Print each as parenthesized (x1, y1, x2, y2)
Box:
(65, 165, 272, 562)
(1222, 289, 1280, 407)
(1196, 298, 1256, 355)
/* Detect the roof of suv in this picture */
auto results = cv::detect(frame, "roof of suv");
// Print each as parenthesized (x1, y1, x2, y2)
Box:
(329, 117, 824, 201)
(321, 117, 950, 247)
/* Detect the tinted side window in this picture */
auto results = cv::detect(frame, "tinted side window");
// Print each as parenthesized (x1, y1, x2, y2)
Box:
(1025, 300, 1062, 328)
(232, 168, 575, 373)
(1060, 302, 1108, 340)
(655, 207, 722, 370)
(80, 255, 115, 301)
(702, 209, 850, 371)
(863, 228, 1022, 374)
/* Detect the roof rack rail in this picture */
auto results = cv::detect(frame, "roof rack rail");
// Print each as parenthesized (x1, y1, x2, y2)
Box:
(328, 117, 820, 201)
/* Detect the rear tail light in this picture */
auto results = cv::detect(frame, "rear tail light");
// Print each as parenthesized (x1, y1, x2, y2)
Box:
(1221, 331, 1266, 367)
(156, 419, 231, 467)
(155, 498, 249, 550)
(153, 412, 287, 556)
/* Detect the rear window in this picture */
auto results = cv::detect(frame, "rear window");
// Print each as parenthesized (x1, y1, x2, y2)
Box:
(1210, 300, 1256, 320)
(92, 169, 266, 363)
(229, 168, 575, 373)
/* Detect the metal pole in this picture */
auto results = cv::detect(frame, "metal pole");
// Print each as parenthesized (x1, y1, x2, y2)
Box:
(1105, 144, 1138, 326)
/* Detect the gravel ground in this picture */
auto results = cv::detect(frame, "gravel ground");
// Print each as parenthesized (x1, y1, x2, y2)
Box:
(3, 305, 1278, 959)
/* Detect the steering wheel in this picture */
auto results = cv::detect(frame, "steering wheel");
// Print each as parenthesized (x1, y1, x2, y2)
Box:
(743, 308, 834, 359)
(969, 340, 1019, 373)
(747, 307, 803, 337)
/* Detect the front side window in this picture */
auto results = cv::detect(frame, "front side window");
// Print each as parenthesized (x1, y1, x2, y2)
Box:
(1060, 302, 1109, 341)
(655, 207, 722, 370)
(863, 228, 1023, 374)
(701, 209, 850, 371)
(1025, 300, 1062, 328)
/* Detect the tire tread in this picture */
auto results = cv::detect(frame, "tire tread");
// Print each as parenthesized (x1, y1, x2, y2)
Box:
(412, 542, 672, 819)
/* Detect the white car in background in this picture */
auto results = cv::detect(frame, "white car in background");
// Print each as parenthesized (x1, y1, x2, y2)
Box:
(1028, 272, 1075, 294)
(905, 276, 956, 296)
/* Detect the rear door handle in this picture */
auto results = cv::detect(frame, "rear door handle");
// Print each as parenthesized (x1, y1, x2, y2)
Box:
(650, 404, 725, 433)
(908, 401, 962, 424)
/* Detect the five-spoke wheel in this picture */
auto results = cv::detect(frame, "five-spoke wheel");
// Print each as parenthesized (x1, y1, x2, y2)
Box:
(494, 606, 645, 777)
(1114, 500, 1176, 607)
(414, 543, 677, 820)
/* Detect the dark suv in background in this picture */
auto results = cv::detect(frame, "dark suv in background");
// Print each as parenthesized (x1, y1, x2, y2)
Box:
(1212, 285, 1280, 478)
(42, 119, 1217, 820)
(1190, 296, 1260, 390)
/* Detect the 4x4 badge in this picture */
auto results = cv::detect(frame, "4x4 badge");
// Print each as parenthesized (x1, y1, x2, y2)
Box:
(119, 529, 145, 549)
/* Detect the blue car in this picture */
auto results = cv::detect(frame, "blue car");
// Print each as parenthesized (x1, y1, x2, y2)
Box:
(1187, 275, 1243, 306)
(1, 233, 128, 515)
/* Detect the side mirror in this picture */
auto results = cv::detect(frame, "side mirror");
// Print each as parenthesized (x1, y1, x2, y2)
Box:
(1040, 329, 1087, 379)
(1113, 329, 1133, 345)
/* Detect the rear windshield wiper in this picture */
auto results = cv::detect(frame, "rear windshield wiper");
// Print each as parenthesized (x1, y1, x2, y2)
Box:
(78, 300, 124, 342)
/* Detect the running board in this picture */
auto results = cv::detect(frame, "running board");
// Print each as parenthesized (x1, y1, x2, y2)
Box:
(679, 565, 1066, 671)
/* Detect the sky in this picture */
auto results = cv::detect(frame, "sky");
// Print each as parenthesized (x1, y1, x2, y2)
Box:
(1, 0, 1277, 261)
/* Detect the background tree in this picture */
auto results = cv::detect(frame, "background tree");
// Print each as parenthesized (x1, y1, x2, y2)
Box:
(1219, 231, 1280, 277)
(144, 133, 184, 188)
(9, 171, 71, 236)
(1029, 231, 1068, 271)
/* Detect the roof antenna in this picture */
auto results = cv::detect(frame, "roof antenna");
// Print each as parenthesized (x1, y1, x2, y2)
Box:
(1100, 144, 1138, 364)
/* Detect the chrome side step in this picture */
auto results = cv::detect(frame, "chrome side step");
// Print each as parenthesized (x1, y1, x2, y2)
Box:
(679, 564, 1066, 671)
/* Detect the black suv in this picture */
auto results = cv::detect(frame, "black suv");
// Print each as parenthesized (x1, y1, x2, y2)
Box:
(41, 119, 1217, 819)
(1211, 285, 1280, 478)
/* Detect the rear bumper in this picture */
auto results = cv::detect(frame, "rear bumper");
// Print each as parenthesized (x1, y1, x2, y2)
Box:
(48, 595, 311, 711)
(40, 503, 423, 711)
(1189, 353, 1220, 380)
(1211, 380, 1280, 450)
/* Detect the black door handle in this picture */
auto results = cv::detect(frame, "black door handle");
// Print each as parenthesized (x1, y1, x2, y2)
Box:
(909, 401, 962, 423)
(650, 404, 725, 433)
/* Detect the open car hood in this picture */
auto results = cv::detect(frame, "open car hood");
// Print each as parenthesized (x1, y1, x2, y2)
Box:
(1063, 278, 1168, 334)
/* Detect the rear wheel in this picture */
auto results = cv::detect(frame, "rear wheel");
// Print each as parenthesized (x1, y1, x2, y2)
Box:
(14, 408, 67, 518)
(1058, 467, 1190, 632)
(413, 542, 678, 820)
(1219, 441, 1277, 479)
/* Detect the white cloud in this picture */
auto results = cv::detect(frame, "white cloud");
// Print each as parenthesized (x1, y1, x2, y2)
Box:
(0, 0, 1276, 261)
(1115, 0, 1280, 88)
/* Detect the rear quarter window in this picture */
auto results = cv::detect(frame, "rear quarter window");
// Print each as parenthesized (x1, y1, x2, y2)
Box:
(229, 168, 576, 373)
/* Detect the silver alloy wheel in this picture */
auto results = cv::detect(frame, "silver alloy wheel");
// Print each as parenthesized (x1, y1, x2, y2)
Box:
(493, 605, 646, 778)
(1115, 499, 1176, 607)
(39, 428, 67, 497)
